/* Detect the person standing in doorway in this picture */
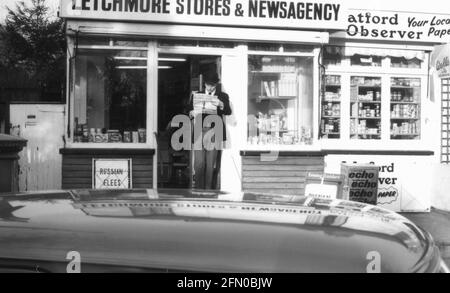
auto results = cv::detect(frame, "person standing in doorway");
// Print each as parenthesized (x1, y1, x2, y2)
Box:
(188, 72, 232, 190)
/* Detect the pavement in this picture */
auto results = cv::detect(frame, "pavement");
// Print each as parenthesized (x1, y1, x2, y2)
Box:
(401, 208, 450, 268)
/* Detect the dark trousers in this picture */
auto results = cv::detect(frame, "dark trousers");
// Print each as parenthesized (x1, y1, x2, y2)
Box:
(193, 127, 221, 190)
(194, 149, 219, 190)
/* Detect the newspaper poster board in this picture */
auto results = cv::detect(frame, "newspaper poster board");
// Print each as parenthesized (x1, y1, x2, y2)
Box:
(305, 173, 343, 200)
(341, 163, 379, 205)
(93, 159, 132, 189)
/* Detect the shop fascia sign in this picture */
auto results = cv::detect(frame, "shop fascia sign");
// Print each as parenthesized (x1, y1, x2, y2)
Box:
(60, 0, 347, 30)
(332, 9, 450, 43)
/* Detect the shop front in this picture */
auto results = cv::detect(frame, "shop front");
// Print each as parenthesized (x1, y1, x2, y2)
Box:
(59, 0, 341, 192)
(59, 1, 448, 212)
(320, 9, 450, 212)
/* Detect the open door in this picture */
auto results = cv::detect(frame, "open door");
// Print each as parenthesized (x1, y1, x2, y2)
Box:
(157, 54, 221, 189)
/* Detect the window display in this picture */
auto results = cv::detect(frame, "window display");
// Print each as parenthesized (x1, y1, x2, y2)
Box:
(247, 55, 314, 146)
(321, 75, 341, 139)
(351, 55, 382, 67)
(390, 57, 422, 69)
(350, 76, 382, 140)
(390, 78, 421, 140)
(73, 49, 147, 143)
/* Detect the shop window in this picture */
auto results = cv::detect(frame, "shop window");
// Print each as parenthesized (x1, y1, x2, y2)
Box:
(248, 43, 283, 52)
(73, 50, 147, 143)
(323, 46, 342, 68)
(350, 55, 382, 67)
(283, 44, 316, 53)
(391, 57, 422, 69)
(390, 78, 421, 140)
(158, 40, 198, 47)
(350, 76, 382, 140)
(158, 40, 234, 48)
(113, 39, 148, 47)
(248, 43, 312, 53)
(78, 37, 110, 46)
(442, 78, 450, 164)
(197, 41, 235, 48)
(321, 75, 341, 139)
(247, 55, 314, 146)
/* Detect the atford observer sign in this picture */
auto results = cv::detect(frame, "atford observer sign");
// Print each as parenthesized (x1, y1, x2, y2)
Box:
(336, 9, 450, 43)
(60, 0, 347, 30)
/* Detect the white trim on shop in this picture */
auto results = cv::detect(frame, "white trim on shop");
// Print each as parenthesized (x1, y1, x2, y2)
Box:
(66, 21, 329, 44)
(330, 40, 436, 52)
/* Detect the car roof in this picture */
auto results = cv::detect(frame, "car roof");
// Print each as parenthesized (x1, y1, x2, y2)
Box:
(0, 189, 433, 273)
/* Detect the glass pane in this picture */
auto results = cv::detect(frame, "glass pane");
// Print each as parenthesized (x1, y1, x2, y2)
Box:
(351, 55, 382, 67)
(391, 57, 422, 69)
(78, 37, 110, 46)
(158, 39, 198, 47)
(350, 77, 382, 140)
(321, 75, 341, 139)
(390, 78, 421, 140)
(113, 39, 148, 47)
(248, 43, 282, 52)
(73, 49, 147, 143)
(197, 41, 235, 48)
(247, 55, 314, 146)
(323, 46, 342, 68)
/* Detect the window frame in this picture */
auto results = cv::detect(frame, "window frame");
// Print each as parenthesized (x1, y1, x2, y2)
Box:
(66, 38, 155, 149)
(322, 45, 431, 151)
(244, 46, 321, 151)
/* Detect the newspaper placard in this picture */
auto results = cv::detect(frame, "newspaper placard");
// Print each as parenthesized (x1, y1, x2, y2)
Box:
(93, 159, 132, 189)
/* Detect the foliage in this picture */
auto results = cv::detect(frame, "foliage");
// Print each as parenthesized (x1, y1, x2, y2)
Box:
(0, 0, 65, 101)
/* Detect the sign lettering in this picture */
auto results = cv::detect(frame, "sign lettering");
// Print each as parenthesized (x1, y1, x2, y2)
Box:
(337, 10, 450, 42)
(93, 159, 132, 189)
(61, 0, 346, 30)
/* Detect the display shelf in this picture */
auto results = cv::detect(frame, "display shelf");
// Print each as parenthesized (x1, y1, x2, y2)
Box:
(355, 101, 381, 104)
(390, 101, 419, 104)
(255, 95, 296, 101)
(352, 85, 381, 88)
(391, 133, 420, 136)
(250, 70, 296, 74)
(349, 77, 383, 140)
(391, 85, 419, 89)
(259, 129, 293, 132)
(321, 75, 341, 139)
(390, 77, 421, 141)
(322, 132, 340, 135)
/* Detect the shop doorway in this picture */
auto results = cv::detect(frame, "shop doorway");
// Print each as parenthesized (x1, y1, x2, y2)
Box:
(157, 54, 221, 189)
